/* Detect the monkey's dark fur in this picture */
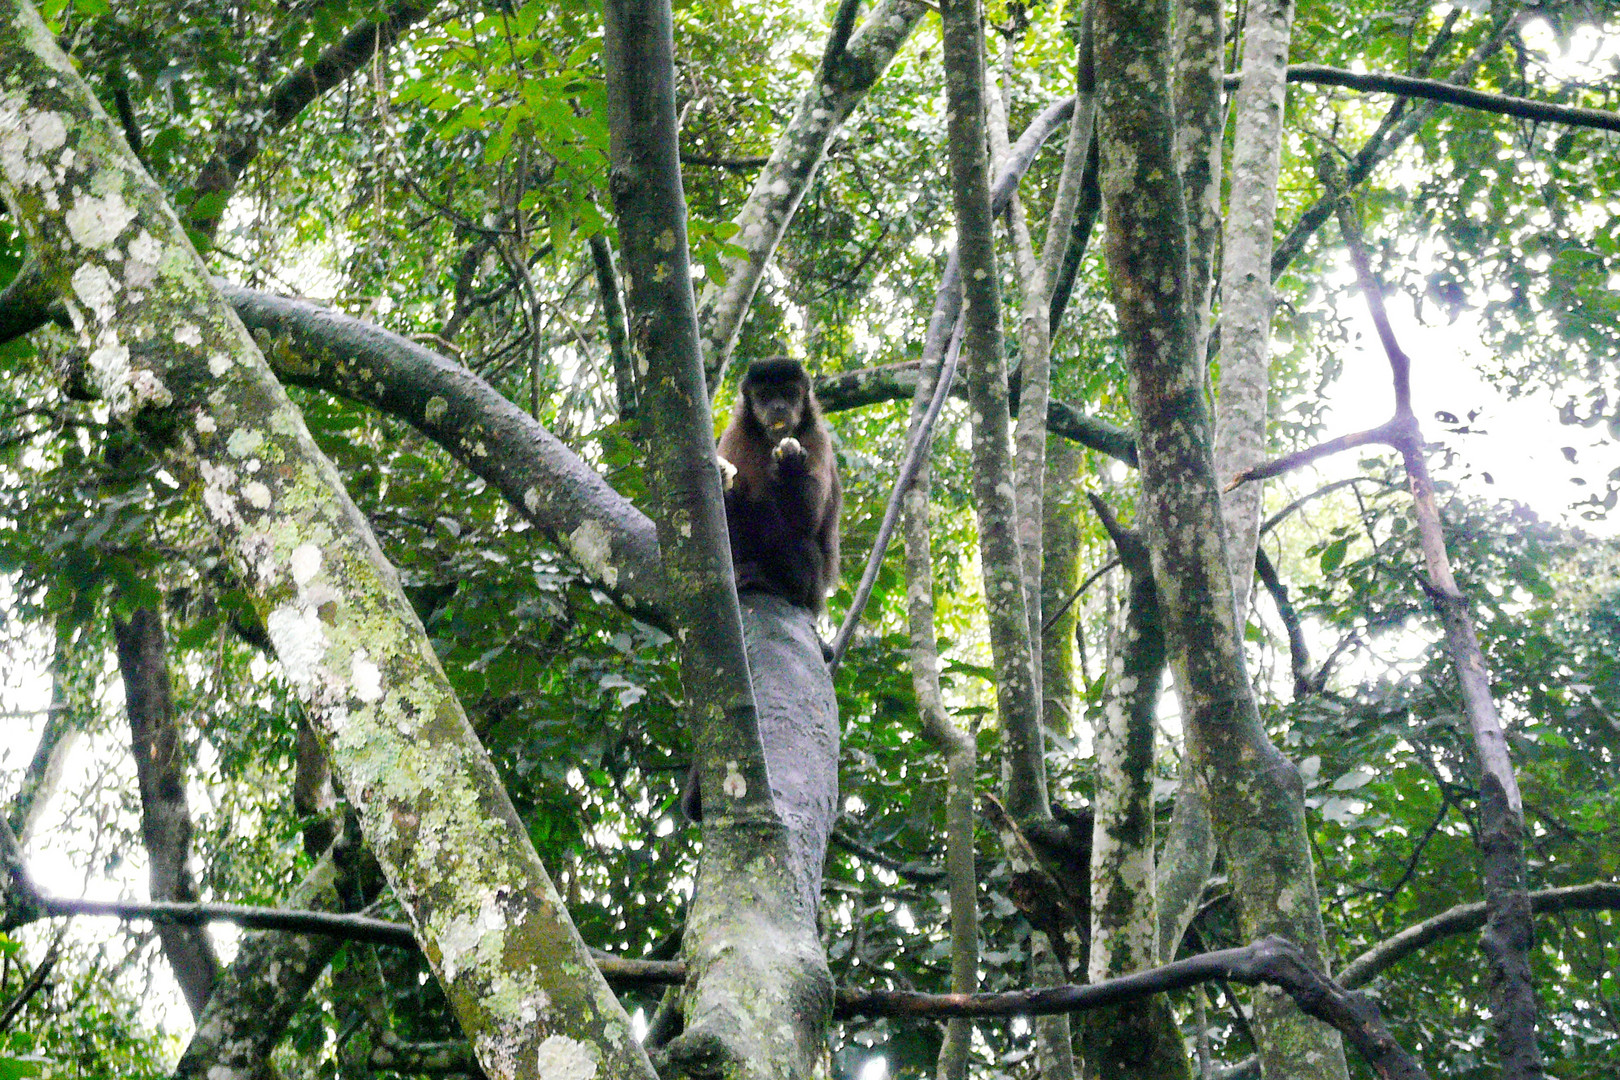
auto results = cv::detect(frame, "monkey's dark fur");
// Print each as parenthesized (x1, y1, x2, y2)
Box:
(718, 357, 842, 614)
(684, 359, 840, 824)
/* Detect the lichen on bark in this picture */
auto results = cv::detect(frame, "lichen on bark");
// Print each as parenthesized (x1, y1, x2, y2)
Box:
(0, 5, 656, 1076)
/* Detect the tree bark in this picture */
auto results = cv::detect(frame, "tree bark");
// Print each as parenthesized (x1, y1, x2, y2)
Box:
(112, 602, 220, 1019)
(1040, 441, 1085, 737)
(939, 0, 1045, 823)
(1082, 499, 1188, 1080)
(903, 460, 978, 1080)
(1215, 0, 1295, 618)
(1089, 0, 1351, 1075)
(0, 9, 657, 1077)
(601, 4, 835, 1078)
(174, 835, 383, 1080)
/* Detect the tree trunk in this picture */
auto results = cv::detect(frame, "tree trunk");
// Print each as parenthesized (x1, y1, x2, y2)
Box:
(1082, 503, 1188, 1080)
(112, 602, 220, 1019)
(1089, 0, 1351, 1074)
(1215, 0, 1294, 617)
(0, 8, 657, 1076)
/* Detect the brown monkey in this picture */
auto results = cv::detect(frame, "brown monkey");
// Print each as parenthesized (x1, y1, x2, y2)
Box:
(685, 359, 840, 823)
(717, 357, 842, 613)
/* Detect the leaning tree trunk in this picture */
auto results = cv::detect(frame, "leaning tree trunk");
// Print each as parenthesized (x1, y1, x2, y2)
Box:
(0, 8, 658, 1078)
(1089, 0, 1351, 1076)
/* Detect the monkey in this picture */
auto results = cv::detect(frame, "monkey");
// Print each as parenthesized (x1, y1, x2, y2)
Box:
(716, 357, 842, 614)
(682, 358, 840, 824)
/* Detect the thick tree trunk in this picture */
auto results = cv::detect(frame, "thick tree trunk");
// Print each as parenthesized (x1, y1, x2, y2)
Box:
(1088, 0, 1351, 1075)
(601, 4, 835, 1078)
(0, 8, 656, 1076)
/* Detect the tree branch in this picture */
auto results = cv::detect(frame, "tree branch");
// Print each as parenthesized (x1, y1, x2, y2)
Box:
(1255, 64, 1620, 134)
(839, 937, 1430, 1078)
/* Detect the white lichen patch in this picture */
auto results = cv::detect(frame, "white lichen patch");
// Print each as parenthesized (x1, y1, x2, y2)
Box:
(195, 413, 217, 435)
(65, 188, 136, 250)
(226, 428, 264, 458)
(0, 104, 65, 190)
(209, 353, 232, 377)
(265, 603, 328, 688)
(566, 519, 618, 589)
(173, 323, 202, 347)
(70, 263, 118, 325)
(424, 395, 449, 424)
(533, 1034, 599, 1080)
(242, 480, 272, 509)
(87, 340, 130, 397)
(129, 367, 172, 409)
(721, 760, 747, 800)
(128, 228, 162, 266)
(351, 650, 383, 703)
(437, 892, 507, 984)
(289, 543, 322, 586)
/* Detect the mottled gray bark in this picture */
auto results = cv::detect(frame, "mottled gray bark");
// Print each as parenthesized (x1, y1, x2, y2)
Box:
(1088, 0, 1349, 1074)
(695, 0, 927, 383)
(1172, 0, 1224, 354)
(939, 0, 1045, 823)
(222, 285, 668, 618)
(602, 4, 834, 1078)
(1214, 0, 1294, 619)
(112, 603, 220, 1019)
(1081, 501, 1189, 1080)
(989, 65, 1075, 1080)
(1040, 441, 1085, 737)
(988, 66, 1054, 720)
(1154, 767, 1215, 964)
(1155, 0, 1226, 968)
(0, 9, 655, 1076)
(1040, 9, 1097, 307)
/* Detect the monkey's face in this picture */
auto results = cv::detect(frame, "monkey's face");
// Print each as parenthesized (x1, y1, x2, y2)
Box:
(747, 381, 807, 442)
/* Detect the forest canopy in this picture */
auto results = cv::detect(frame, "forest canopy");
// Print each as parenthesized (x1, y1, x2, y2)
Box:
(0, 0, 1616, 1079)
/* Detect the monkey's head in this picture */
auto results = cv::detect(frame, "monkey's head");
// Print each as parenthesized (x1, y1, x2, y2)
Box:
(739, 358, 813, 444)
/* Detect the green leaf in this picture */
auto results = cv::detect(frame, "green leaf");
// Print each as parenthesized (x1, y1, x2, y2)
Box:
(1319, 536, 1350, 574)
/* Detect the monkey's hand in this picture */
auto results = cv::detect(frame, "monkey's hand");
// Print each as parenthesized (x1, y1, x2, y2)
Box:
(771, 436, 804, 463)
(717, 455, 738, 491)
